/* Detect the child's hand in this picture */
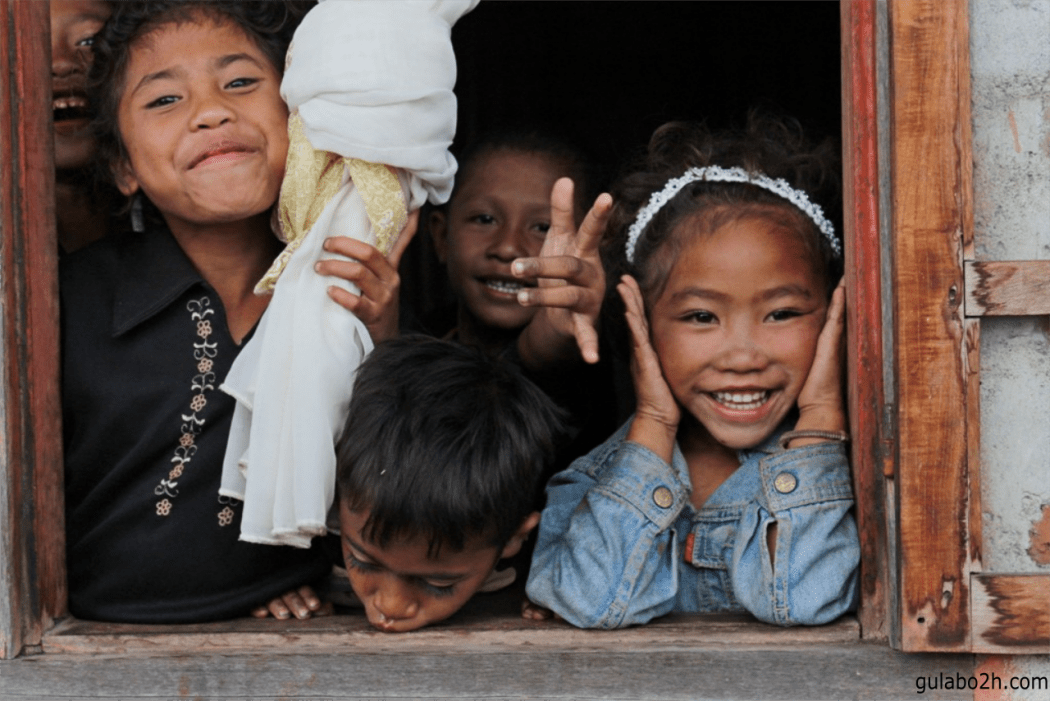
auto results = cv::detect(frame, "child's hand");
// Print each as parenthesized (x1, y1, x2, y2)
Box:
(316, 209, 420, 344)
(521, 596, 559, 621)
(793, 278, 847, 439)
(619, 275, 680, 463)
(251, 585, 334, 620)
(513, 178, 612, 365)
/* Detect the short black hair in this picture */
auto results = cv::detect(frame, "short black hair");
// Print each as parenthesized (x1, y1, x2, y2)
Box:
(88, 0, 311, 202)
(450, 127, 598, 217)
(336, 335, 566, 556)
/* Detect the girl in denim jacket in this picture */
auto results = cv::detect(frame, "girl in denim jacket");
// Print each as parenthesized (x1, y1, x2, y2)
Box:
(525, 116, 860, 628)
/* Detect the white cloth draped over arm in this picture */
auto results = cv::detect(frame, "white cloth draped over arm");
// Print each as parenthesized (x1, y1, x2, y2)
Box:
(219, 0, 478, 548)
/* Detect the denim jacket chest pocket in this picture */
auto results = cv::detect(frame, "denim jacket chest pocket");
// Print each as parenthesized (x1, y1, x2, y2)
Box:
(680, 503, 744, 611)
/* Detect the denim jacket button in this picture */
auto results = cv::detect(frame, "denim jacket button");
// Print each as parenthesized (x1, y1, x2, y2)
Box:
(652, 486, 674, 508)
(774, 472, 798, 494)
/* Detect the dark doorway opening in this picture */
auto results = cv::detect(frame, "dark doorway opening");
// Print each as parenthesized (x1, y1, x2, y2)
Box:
(404, 0, 842, 328)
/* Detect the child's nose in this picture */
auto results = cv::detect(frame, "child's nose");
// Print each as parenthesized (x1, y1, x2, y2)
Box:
(715, 327, 770, 372)
(190, 91, 235, 131)
(51, 40, 84, 78)
(372, 581, 419, 623)
(487, 221, 529, 262)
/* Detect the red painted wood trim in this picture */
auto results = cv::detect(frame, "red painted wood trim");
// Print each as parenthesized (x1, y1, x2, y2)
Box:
(0, 0, 65, 659)
(841, 0, 888, 642)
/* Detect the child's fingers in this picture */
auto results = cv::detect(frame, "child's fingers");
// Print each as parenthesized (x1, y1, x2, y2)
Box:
(265, 596, 292, 620)
(574, 192, 613, 255)
(297, 584, 322, 611)
(521, 597, 555, 621)
(617, 275, 650, 348)
(386, 209, 420, 268)
(516, 284, 597, 312)
(797, 279, 847, 421)
(512, 255, 598, 288)
(320, 239, 396, 284)
(547, 177, 577, 241)
(279, 590, 312, 620)
(573, 316, 601, 364)
(813, 279, 846, 369)
(326, 286, 363, 315)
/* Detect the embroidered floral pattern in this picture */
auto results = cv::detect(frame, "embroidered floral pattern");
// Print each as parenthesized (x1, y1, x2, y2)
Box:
(153, 297, 216, 517)
(218, 506, 235, 527)
(217, 494, 241, 528)
(189, 394, 207, 412)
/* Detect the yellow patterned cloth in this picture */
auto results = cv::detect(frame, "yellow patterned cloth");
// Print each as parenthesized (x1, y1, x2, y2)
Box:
(255, 112, 407, 294)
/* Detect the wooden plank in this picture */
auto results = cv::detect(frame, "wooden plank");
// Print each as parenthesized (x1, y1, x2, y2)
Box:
(841, 0, 889, 642)
(0, 0, 65, 660)
(971, 574, 1050, 654)
(0, 641, 975, 701)
(964, 319, 984, 577)
(888, 0, 975, 652)
(41, 608, 861, 656)
(964, 260, 1050, 316)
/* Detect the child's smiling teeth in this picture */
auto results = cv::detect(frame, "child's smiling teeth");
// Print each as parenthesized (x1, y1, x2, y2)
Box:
(484, 279, 524, 294)
(712, 390, 769, 410)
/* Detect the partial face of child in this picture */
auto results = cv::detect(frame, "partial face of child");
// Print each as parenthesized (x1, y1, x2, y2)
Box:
(431, 149, 571, 332)
(338, 501, 531, 632)
(113, 15, 289, 230)
(50, 0, 111, 171)
(647, 215, 829, 450)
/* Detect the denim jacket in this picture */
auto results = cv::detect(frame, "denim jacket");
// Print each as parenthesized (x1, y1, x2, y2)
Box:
(526, 418, 859, 629)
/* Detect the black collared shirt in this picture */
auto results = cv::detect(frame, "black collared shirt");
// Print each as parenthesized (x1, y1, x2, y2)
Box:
(61, 224, 330, 623)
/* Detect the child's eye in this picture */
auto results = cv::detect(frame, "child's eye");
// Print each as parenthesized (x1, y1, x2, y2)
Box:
(468, 213, 496, 225)
(533, 222, 551, 235)
(683, 310, 717, 324)
(226, 77, 259, 90)
(767, 309, 802, 322)
(146, 95, 180, 109)
(420, 580, 458, 598)
(345, 552, 380, 574)
(75, 35, 96, 48)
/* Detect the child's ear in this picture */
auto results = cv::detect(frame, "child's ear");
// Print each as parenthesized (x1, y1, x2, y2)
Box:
(429, 209, 448, 263)
(112, 159, 140, 197)
(499, 511, 541, 559)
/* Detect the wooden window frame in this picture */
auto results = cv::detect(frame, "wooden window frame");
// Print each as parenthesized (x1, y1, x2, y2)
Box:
(1, 0, 1045, 676)
(886, 0, 1050, 654)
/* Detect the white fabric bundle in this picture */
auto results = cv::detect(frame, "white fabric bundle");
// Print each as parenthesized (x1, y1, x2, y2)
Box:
(220, 0, 478, 548)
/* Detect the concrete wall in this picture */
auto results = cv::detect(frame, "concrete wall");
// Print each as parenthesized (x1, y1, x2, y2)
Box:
(970, 0, 1050, 697)
(971, 0, 1050, 579)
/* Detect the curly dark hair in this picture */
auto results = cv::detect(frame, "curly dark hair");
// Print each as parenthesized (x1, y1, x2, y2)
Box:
(602, 113, 842, 307)
(87, 0, 312, 201)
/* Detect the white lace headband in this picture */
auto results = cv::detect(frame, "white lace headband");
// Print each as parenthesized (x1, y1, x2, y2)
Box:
(624, 165, 842, 263)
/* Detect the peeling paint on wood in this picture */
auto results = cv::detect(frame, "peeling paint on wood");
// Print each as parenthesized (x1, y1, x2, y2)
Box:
(965, 261, 1050, 317)
(971, 573, 1050, 654)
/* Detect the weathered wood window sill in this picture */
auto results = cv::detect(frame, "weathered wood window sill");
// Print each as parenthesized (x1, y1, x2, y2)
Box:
(42, 590, 860, 656)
